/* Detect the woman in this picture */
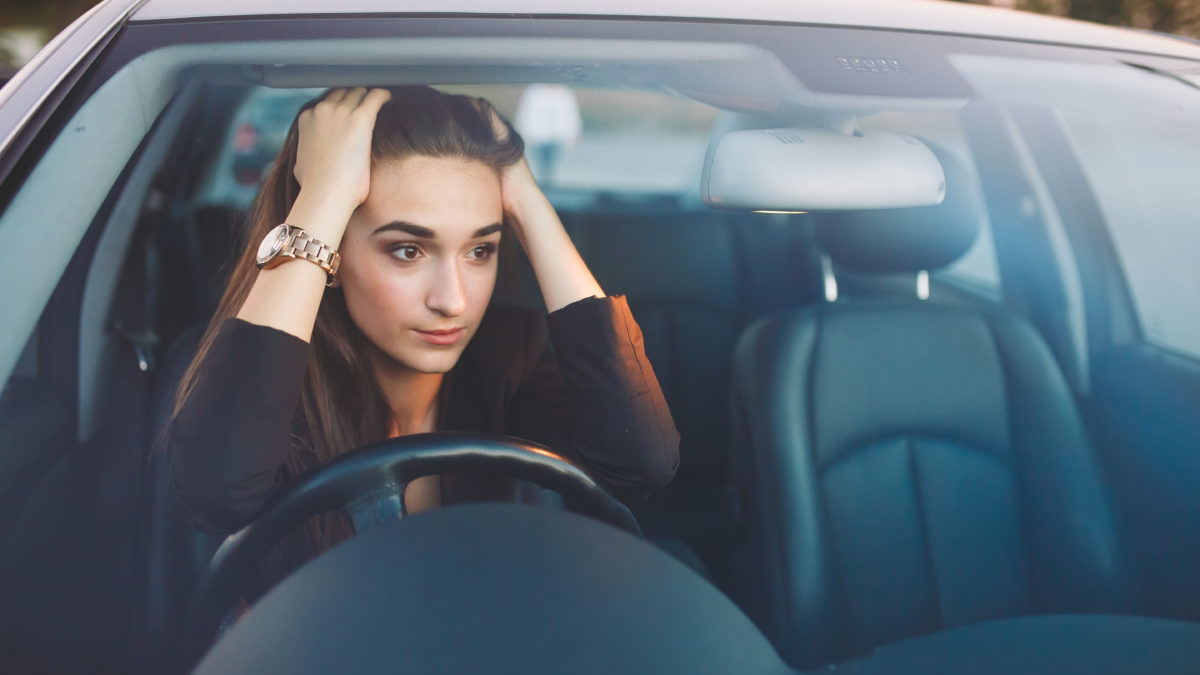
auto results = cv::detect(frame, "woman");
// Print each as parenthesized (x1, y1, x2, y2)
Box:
(166, 85, 679, 579)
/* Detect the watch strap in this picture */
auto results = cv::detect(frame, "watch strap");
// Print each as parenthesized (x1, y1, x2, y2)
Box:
(286, 229, 341, 279)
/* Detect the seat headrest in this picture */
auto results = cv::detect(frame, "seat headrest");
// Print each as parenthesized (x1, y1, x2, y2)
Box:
(816, 144, 982, 274)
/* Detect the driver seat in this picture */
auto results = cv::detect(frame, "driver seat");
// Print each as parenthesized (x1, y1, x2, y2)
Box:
(726, 147, 1139, 668)
(130, 324, 224, 674)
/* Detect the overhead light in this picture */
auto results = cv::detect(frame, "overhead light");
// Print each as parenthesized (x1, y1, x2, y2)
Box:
(753, 210, 807, 214)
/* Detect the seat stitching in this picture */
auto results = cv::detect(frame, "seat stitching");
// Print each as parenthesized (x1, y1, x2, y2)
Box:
(907, 437, 945, 633)
(807, 311, 849, 661)
(981, 311, 1034, 612)
(820, 434, 1010, 474)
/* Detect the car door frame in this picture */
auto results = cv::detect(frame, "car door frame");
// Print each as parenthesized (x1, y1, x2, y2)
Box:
(995, 71, 1200, 622)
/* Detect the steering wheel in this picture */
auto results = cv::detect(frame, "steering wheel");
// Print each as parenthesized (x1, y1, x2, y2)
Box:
(181, 432, 640, 667)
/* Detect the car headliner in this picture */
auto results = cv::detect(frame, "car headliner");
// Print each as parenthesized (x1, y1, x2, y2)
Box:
(127, 0, 1200, 61)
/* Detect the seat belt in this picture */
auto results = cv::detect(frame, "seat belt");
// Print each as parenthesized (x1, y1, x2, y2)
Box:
(109, 182, 167, 373)
(961, 103, 1089, 396)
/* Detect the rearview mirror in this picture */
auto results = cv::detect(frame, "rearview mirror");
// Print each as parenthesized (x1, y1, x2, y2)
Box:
(700, 128, 946, 211)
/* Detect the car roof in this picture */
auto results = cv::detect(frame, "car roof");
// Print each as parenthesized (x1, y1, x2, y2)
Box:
(127, 0, 1200, 61)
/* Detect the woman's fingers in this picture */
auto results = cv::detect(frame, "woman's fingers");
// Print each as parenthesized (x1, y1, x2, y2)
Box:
(340, 86, 370, 108)
(323, 87, 350, 105)
(292, 86, 392, 216)
(359, 88, 392, 116)
(319, 86, 381, 112)
(482, 101, 511, 141)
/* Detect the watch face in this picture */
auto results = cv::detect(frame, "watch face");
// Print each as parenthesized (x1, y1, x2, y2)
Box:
(257, 224, 291, 265)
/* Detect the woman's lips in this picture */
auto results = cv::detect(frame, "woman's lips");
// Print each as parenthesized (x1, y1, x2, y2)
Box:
(414, 327, 465, 346)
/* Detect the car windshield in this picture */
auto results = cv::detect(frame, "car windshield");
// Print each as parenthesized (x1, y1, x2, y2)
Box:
(3, 9, 1200, 674)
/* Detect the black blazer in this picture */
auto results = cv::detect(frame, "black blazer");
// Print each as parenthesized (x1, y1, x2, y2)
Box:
(167, 295, 680, 537)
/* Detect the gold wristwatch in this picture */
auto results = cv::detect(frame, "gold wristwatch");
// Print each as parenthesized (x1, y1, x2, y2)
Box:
(255, 223, 341, 286)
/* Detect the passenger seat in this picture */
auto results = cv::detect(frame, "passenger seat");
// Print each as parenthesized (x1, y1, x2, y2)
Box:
(726, 148, 1139, 668)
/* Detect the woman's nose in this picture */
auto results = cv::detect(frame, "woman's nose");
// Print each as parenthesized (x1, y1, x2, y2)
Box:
(425, 258, 467, 317)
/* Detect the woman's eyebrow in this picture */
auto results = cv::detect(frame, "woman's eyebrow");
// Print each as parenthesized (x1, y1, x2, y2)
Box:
(472, 223, 503, 238)
(371, 222, 502, 239)
(373, 221, 436, 239)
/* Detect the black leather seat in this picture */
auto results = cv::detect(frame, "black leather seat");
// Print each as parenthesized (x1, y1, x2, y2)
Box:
(508, 206, 821, 573)
(130, 324, 223, 674)
(727, 148, 1139, 668)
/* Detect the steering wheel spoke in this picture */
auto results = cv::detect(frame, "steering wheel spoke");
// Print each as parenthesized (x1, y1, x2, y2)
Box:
(342, 483, 407, 532)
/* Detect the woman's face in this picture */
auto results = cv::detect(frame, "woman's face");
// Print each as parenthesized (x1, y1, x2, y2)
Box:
(337, 155, 503, 376)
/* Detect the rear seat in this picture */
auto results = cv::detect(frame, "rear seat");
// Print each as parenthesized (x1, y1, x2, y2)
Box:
(547, 203, 824, 580)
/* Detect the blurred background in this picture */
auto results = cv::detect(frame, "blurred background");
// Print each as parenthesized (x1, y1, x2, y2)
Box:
(0, 0, 94, 80)
(5, 0, 1199, 207)
(4, 0, 1200, 81)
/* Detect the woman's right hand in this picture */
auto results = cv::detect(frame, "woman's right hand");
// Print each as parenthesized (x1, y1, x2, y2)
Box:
(290, 87, 391, 239)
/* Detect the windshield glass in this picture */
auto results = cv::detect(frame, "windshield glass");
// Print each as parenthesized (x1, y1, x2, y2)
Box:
(8, 14, 1200, 674)
(954, 54, 1200, 359)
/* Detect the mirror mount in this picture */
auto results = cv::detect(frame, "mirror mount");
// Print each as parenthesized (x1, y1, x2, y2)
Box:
(821, 112, 862, 138)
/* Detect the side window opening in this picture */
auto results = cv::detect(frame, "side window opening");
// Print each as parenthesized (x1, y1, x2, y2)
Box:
(1061, 92, 1200, 361)
(9, 328, 37, 381)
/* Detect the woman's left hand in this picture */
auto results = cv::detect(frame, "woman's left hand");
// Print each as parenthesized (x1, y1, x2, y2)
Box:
(498, 156, 547, 251)
(484, 110, 548, 250)
(483, 103, 604, 312)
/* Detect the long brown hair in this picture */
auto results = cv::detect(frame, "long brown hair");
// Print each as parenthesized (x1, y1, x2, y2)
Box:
(172, 85, 525, 553)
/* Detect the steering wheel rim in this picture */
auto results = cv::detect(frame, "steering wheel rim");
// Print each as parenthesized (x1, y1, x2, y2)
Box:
(182, 432, 640, 666)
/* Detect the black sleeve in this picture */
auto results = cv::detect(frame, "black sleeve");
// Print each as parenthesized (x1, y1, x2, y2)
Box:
(166, 318, 310, 533)
(506, 295, 680, 502)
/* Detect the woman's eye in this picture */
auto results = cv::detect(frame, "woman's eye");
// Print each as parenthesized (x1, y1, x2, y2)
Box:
(391, 245, 422, 262)
(468, 244, 496, 261)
